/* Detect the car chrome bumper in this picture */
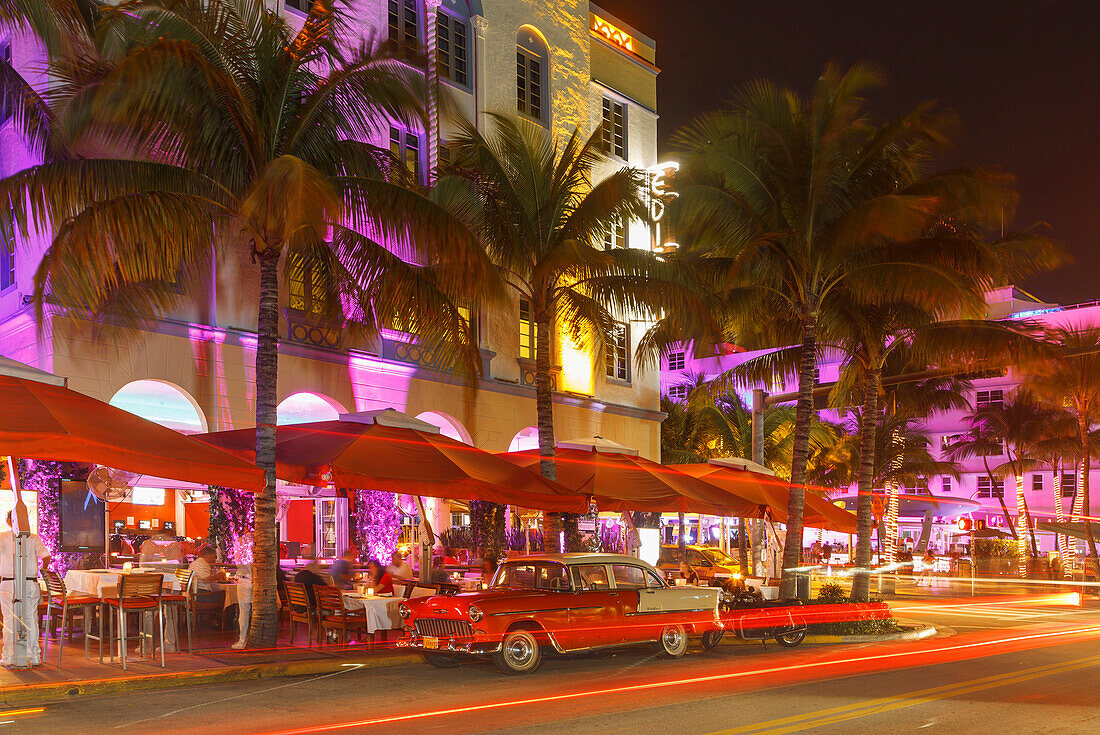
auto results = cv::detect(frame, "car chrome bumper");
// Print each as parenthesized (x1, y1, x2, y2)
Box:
(398, 634, 501, 655)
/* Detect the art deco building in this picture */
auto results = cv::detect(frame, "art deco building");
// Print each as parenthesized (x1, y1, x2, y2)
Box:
(0, 1, 662, 552)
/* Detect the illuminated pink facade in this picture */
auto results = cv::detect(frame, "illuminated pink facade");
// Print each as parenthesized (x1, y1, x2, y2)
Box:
(661, 287, 1099, 554)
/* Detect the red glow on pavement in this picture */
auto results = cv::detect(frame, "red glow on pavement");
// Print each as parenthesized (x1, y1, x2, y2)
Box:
(254, 624, 1100, 735)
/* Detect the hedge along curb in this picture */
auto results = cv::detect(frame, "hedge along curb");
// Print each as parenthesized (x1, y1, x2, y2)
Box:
(715, 622, 938, 646)
(0, 651, 422, 708)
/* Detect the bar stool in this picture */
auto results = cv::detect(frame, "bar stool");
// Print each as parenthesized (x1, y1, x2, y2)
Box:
(157, 569, 194, 655)
(42, 570, 99, 667)
(104, 573, 164, 670)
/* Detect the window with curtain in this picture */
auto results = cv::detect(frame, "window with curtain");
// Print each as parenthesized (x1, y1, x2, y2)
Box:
(519, 298, 536, 359)
(389, 126, 422, 183)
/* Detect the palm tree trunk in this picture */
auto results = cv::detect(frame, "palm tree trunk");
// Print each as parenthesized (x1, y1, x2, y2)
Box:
(851, 369, 880, 601)
(780, 313, 817, 600)
(1053, 464, 1068, 574)
(534, 310, 560, 552)
(1079, 413, 1100, 578)
(246, 248, 280, 648)
(1014, 473, 1028, 575)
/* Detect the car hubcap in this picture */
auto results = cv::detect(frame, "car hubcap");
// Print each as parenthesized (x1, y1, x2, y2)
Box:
(663, 627, 682, 650)
(505, 636, 533, 667)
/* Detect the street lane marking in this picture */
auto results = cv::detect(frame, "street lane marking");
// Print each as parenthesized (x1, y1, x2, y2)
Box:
(255, 625, 1100, 734)
(708, 653, 1100, 735)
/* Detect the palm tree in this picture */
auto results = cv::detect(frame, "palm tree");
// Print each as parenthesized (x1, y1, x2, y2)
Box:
(666, 62, 1029, 597)
(440, 115, 700, 551)
(1031, 407, 1079, 574)
(1024, 326, 1100, 576)
(949, 391, 1052, 574)
(2, 0, 491, 646)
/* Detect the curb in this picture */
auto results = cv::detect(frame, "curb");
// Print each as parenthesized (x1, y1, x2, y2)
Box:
(715, 623, 937, 646)
(2, 624, 942, 706)
(0, 652, 421, 708)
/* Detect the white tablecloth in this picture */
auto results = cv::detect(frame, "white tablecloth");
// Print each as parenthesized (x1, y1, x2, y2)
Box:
(218, 581, 251, 610)
(342, 594, 402, 633)
(64, 569, 181, 599)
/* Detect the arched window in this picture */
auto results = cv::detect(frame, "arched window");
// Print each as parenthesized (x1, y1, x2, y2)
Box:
(276, 392, 345, 425)
(109, 380, 208, 434)
(516, 26, 549, 125)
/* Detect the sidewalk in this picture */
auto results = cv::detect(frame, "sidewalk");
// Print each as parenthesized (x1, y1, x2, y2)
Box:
(0, 628, 418, 707)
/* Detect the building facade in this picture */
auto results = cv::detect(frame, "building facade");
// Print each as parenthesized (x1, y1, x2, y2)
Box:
(0, 2, 663, 551)
(661, 286, 1098, 556)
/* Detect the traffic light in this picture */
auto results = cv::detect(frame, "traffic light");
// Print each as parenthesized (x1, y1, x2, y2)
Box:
(957, 517, 972, 532)
(975, 519, 987, 531)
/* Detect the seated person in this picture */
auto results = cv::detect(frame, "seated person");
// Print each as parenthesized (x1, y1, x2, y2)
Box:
(140, 531, 182, 563)
(429, 555, 448, 584)
(187, 546, 227, 607)
(366, 559, 394, 595)
(293, 561, 327, 605)
(480, 557, 498, 581)
(330, 547, 358, 590)
(385, 550, 414, 581)
(679, 561, 700, 585)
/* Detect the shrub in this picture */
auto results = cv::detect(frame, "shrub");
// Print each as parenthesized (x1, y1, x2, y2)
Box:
(815, 582, 847, 603)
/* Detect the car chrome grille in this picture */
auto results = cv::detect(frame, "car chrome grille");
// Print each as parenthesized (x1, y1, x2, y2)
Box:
(415, 618, 473, 638)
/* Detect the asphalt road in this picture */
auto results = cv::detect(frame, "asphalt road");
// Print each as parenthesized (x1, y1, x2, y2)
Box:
(6, 599, 1099, 735)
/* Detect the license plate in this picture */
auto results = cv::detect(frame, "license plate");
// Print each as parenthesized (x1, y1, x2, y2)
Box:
(423, 636, 439, 650)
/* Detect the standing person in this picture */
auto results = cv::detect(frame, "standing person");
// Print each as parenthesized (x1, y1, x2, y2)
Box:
(1, 511, 51, 669)
(809, 540, 822, 565)
(917, 548, 938, 587)
(330, 547, 358, 590)
(385, 550, 413, 581)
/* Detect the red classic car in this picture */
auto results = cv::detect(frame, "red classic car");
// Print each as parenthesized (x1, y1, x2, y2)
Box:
(397, 553, 721, 674)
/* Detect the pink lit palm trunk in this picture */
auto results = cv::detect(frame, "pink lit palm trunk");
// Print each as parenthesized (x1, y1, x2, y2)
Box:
(1053, 469, 1069, 576)
(779, 313, 817, 600)
(1079, 412, 1100, 577)
(534, 310, 560, 553)
(851, 370, 880, 601)
(247, 248, 281, 647)
(1015, 474, 1028, 576)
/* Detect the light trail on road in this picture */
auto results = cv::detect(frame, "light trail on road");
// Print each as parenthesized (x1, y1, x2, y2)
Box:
(254, 622, 1100, 735)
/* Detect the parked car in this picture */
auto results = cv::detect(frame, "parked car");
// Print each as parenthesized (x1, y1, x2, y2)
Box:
(657, 545, 742, 585)
(397, 553, 721, 674)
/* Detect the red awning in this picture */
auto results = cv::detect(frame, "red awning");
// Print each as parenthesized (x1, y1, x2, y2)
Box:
(0, 374, 265, 491)
(499, 448, 757, 516)
(195, 421, 588, 512)
(672, 463, 856, 532)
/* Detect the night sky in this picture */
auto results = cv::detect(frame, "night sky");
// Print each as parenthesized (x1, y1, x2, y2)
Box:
(594, 0, 1100, 304)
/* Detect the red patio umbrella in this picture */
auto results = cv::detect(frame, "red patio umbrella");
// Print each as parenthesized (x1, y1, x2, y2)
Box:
(673, 461, 856, 533)
(193, 411, 588, 513)
(498, 445, 758, 517)
(0, 373, 266, 490)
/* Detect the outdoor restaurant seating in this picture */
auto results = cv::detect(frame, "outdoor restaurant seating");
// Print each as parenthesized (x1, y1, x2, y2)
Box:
(103, 573, 165, 670)
(42, 570, 99, 667)
(189, 581, 226, 630)
(315, 586, 367, 645)
(285, 581, 319, 647)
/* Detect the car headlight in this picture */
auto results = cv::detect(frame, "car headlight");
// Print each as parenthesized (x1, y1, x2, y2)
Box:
(398, 603, 410, 620)
(468, 605, 483, 623)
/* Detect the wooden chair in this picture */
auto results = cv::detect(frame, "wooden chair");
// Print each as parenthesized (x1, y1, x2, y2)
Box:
(284, 581, 318, 647)
(156, 568, 194, 655)
(277, 581, 290, 627)
(315, 586, 366, 645)
(42, 570, 99, 667)
(104, 573, 164, 670)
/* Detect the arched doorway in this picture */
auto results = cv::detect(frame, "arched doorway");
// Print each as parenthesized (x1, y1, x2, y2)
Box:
(276, 392, 345, 425)
(414, 411, 472, 445)
(508, 426, 540, 452)
(109, 379, 208, 434)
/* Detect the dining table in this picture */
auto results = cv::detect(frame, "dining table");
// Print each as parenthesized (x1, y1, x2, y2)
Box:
(341, 592, 402, 634)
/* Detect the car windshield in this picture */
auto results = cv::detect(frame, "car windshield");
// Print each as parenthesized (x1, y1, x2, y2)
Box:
(700, 547, 737, 565)
(491, 562, 571, 591)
